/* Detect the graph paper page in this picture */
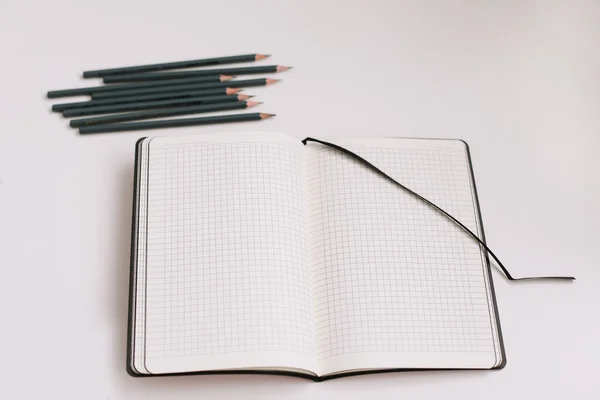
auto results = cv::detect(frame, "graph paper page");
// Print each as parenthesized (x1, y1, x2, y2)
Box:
(305, 138, 501, 376)
(142, 132, 316, 374)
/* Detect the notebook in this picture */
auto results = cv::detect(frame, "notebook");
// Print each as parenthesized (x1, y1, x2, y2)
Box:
(128, 131, 506, 381)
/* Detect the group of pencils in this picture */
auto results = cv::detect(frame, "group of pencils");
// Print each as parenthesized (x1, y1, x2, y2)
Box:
(46, 54, 289, 134)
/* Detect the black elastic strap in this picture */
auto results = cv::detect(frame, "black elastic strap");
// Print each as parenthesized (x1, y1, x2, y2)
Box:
(302, 137, 575, 282)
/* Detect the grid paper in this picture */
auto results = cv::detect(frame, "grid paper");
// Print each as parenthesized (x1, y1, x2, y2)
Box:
(306, 140, 498, 360)
(143, 140, 315, 361)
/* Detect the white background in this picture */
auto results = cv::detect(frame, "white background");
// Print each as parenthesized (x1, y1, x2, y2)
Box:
(0, 0, 598, 398)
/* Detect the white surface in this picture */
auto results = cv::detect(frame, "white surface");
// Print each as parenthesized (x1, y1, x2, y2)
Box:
(0, 0, 598, 398)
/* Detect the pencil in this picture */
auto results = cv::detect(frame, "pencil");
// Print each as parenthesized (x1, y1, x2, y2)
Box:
(47, 75, 232, 99)
(92, 79, 279, 100)
(79, 113, 275, 134)
(52, 88, 241, 111)
(62, 94, 251, 117)
(70, 101, 261, 127)
(83, 54, 269, 78)
(103, 65, 291, 83)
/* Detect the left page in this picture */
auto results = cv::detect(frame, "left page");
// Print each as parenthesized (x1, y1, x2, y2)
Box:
(139, 132, 317, 375)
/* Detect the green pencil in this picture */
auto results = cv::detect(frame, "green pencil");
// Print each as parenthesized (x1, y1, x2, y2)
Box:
(79, 113, 275, 134)
(47, 75, 232, 99)
(92, 79, 278, 100)
(62, 94, 251, 117)
(52, 88, 242, 111)
(70, 101, 261, 127)
(83, 54, 269, 78)
(103, 65, 290, 83)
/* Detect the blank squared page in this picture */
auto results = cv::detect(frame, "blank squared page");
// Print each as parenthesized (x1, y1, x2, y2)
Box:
(306, 138, 501, 374)
(142, 133, 316, 374)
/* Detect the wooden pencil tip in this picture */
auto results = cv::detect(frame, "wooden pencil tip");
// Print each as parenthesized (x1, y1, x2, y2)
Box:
(237, 94, 253, 100)
(276, 66, 292, 72)
(260, 113, 276, 119)
(246, 101, 262, 107)
(220, 75, 236, 81)
(255, 54, 270, 60)
(265, 79, 280, 85)
(226, 88, 243, 94)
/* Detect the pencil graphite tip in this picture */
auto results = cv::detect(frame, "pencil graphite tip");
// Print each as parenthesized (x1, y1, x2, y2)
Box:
(255, 54, 270, 60)
(265, 79, 280, 85)
(246, 101, 262, 108)
(220, 75, 236, 81)
(237, 94, 253, 100)
(226, 88, 243, 94)
(276, 66, 292, 72)
(260, 113, 275, 119)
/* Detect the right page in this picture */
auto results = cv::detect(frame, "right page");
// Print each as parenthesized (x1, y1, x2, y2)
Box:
(305, 137, 504, 377)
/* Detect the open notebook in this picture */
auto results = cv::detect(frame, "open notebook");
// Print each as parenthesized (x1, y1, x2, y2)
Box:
(128, 131, 505, 381)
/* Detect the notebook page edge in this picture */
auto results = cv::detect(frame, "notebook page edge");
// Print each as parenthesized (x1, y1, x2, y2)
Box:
(135, 138, 155, 375)
(128, 137, 150, 376)
(462, 140, 506, 369)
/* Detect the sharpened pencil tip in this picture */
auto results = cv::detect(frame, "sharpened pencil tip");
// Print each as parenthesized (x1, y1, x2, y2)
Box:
(276, 66, 292, 72)
(255, 54, 270, 60)
(246, 101, 262, 107)
(238, 94, 252, 100)
(265, 79, 280, 85)
(220, 75, 236, 81)
(226, 88, 243, 94)
(260, 113, 275, 119)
